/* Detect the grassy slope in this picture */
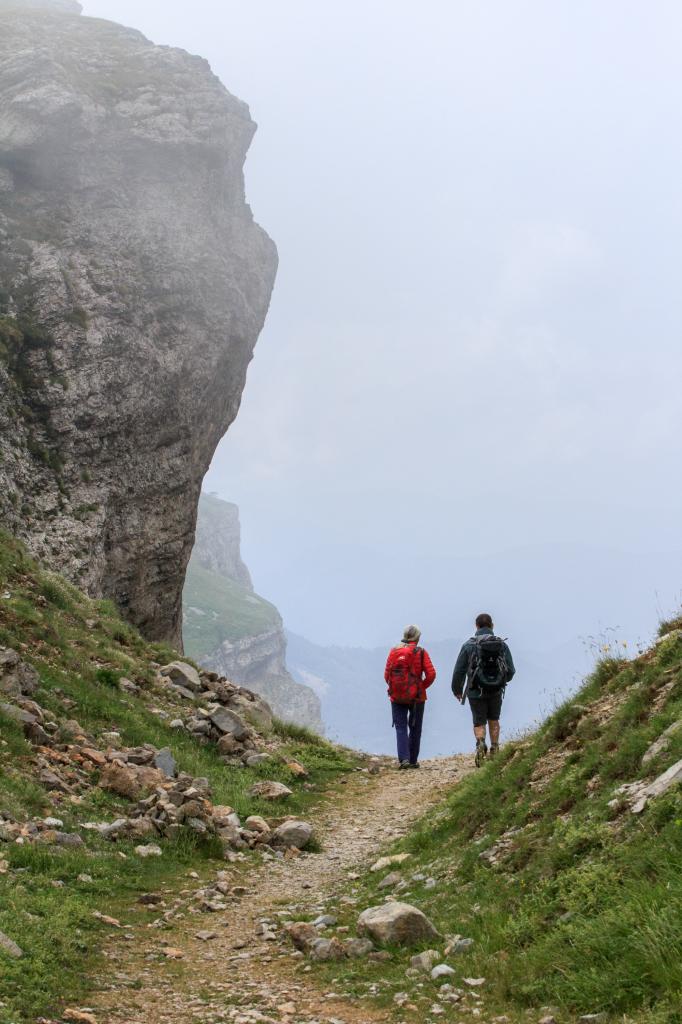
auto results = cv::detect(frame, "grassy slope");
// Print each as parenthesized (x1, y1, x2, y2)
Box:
(317, 623, 682, 1024)
(0, 532, 356, 1023)
(182, 556, 281, 660)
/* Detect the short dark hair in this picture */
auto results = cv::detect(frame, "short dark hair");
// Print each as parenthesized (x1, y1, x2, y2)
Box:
(475, 613, 493, 629)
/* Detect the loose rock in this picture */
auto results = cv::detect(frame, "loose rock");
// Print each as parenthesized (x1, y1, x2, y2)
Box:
(0, 928, 23, 958)
(370, 852, 411, 872)
(248, 780, 293, 801)
(272, 819, 314, 850)
(357, 902, 440, 946)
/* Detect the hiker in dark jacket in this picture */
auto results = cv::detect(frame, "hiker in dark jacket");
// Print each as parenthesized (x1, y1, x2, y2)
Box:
(451, 613, 515, 766)
(385, 625, 436, 770)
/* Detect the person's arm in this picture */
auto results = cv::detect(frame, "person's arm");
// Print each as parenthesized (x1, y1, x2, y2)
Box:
(421, 649, 436, 689)
(384, 650, 394, 684)
(504, 644, 516, 682)
(451, 644, 469, 699)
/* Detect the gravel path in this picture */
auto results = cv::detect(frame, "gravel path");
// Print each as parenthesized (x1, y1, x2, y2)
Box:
(88, 755, 471, 1024)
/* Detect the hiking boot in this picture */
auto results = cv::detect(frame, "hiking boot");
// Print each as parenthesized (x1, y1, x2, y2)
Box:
(489, 743, 499, 758)
(398, 760, 410, 770)
(474, 739, 488, 768)
(408, 762, 420, 769)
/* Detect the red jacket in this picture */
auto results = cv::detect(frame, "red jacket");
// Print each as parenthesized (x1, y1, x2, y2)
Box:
(384, 643, 436, 703)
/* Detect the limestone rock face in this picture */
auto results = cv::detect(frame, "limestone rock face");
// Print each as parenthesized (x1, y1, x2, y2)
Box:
(207, 628, 323, 728)
(0, 2, 277, 646)
(192, 494, 253, 588)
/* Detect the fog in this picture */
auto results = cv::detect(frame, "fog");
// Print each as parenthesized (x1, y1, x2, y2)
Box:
(85, 1, 682, 665)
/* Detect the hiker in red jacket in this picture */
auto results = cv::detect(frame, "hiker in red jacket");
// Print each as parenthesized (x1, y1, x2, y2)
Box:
(385, 625, 436, 769)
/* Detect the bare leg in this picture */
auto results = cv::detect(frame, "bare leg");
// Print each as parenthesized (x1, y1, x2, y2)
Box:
(474, 724, 486, 741)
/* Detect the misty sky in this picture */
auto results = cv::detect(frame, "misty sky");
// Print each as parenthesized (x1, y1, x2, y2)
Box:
(85, 1, 682, 652)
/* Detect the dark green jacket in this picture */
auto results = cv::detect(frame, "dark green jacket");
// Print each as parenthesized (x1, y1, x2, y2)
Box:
(451, 627, 515, 700)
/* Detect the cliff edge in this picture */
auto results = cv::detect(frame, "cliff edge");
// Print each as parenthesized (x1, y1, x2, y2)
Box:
(0, 0, 277, 646)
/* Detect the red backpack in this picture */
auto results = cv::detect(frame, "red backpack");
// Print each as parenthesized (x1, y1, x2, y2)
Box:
(387, 644, 424, 704)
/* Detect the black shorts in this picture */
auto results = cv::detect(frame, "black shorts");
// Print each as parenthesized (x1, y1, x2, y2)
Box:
(468, 691, 503, 726)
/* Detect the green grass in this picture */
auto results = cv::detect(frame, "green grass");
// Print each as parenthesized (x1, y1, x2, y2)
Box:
(0, 531, 357, 1022)
(311, 629, 682, 1024)
(182, 556, 281, 659)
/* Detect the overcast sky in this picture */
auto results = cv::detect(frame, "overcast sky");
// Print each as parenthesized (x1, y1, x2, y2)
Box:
(85, 0, 682, 650)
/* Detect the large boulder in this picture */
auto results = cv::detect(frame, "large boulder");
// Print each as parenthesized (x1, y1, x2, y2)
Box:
(209, 706, 249, 740)
(228, 691, 273, 733)
(357, 902, 440, 946)
(272, 819, 314, 850)
(160, 662, 203, 693)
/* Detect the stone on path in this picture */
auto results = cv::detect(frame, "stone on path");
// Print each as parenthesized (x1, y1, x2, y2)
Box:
(357, 901, 440, 946)
(272, 819, 314, 850)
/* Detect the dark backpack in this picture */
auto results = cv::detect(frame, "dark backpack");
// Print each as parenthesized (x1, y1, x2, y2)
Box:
(468, 635, 508, 690)
(387, 644, 424, 704)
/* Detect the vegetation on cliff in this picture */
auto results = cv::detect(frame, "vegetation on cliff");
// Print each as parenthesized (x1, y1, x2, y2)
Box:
(183, 557, 281, 658)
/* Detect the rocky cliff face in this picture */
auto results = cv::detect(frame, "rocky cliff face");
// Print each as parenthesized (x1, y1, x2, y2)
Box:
(192, 493, 253, 589)
(184, 494, 323, 732)
(0, 0, 277, 646)
(206, 627, 323, 732)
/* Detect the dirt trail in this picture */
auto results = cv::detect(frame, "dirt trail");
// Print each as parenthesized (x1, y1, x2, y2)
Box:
(88, 755, 471, 1024)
